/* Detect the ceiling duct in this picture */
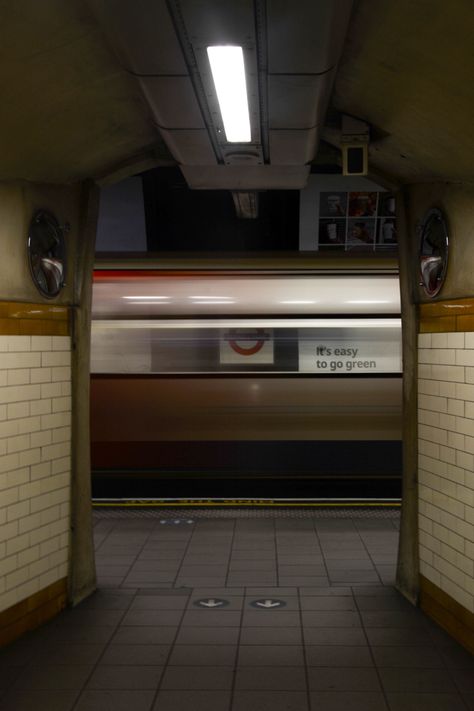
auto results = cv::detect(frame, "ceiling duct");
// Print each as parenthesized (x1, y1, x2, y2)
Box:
(86, 0, 353, 189)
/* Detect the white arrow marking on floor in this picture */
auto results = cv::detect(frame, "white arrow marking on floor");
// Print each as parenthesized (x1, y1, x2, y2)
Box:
(255, 600, 281, 608)
(200, 599, 224, 608)
(199, 599, 224, 608)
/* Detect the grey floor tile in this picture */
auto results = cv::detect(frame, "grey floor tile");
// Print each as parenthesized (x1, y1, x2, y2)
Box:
(240, 626, 302, 645)
(365, 628, 433, 646)
(309, 691, 389, 711)
(175, 626, 240, 645)
(87, 665, 163, 690)
(191, 588, 244, 596)
(226, 574, 278, 584)
(372, 646, 445, 668)
(160, 665, 234, 689)
(355, 595, 414, 611)
(235, 666, 307, 690)
(246, 587, 297, 596)
(279, 565, 327, 575)
(361, 611, 426, 628)
(75, 690, 155, 711)
(0, 665, 23, 691)
(353, 586, 398, 596)
(100, 644, 170, 665)
(175, 577, 227, 586)
(0, 637, 46, 667)
(179, 565, 229, 575)
(305, 645, 373, 667)
(307, 667, 381, 691)
(440, 645, 474, 668)
(302, 611, 361, 627)
(231, 551, 276, 560)
(279, 576, 330, 586)
(130, 596, 188, 610)
(0, 690, 78, 711)
(181, 610, 241, 626)
(232, 690, 309, 711)
(36, 643, 105, 666)
(426, 623, 463, 648)
(329, 571, 381, 584)
(168, 644, 237, 666)
(238, 645, 305, 666)
(303, 627, 368, 646)
(52, 609, 125, 628)
(326, 559, 376, 570)
(138, 551, 183, 560)
(12, 664, 92, 690)
(386, 692, 468, 711)
(242, 610, 301, 627)
(278, 558, 325, 566)
(322, 550, 369, 560)
(378, 667, 457, 693)
(463, 694, 474, 710)
(152, 690, 231, 711)
(450, 668, 474, 692)
(128, 562, 180, 572)
(300, 597, 357, 611)
(96, 577, 126, 588)
(42, 625, 116, 645)
(112, 626, 178, 645)
(229, 561, 277, 571)
(95, 565, 131, 576)
(121, 610, 183, 626)
(300, 587, 352, 596)
(123, 574, 176, 585)
(77, 591, 135, 610)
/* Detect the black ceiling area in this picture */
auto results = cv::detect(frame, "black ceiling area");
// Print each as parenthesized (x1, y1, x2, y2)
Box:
(142, 167, 300, 252)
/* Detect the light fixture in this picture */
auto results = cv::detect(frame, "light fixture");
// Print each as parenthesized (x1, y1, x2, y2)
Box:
(207, 46, 251, 143)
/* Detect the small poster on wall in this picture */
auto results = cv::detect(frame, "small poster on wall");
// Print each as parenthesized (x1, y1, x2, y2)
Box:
(316, 189, 397, 252)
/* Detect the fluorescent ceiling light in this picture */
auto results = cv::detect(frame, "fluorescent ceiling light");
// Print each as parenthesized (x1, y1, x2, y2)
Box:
(207, 45, 251, 143)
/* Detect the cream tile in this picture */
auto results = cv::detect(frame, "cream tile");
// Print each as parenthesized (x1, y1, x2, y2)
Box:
(447, 333, 464, 349)
(41, 351, 71, 367)
(31, 336, 52, 351)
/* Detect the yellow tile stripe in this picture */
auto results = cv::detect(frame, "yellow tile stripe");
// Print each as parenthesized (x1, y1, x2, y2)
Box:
(420, 298, 474, 333)
(0, 301, 69, 336)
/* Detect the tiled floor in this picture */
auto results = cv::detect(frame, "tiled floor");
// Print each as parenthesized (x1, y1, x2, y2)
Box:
(0, 510, 473, 711)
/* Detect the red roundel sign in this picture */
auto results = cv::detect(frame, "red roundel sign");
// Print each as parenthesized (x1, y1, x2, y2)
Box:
(227, 329, 267, 356)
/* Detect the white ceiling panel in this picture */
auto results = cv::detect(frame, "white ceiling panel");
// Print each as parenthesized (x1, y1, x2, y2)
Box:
(140, 77, 206, 129)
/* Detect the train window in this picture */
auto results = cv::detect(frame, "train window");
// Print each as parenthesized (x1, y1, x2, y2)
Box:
(90, 318, 402, 375)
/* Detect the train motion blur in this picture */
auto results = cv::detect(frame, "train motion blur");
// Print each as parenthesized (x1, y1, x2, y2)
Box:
(90, 267, 402, 500)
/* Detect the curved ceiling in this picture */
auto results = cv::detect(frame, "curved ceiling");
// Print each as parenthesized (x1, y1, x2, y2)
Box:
(0, 1, 472, 187)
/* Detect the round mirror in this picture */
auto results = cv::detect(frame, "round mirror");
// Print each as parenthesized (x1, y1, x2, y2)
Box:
(28, 210, 67, 298)
(419, 208, 448, 297)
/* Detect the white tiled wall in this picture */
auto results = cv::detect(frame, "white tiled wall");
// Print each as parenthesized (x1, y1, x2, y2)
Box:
(418, 332, 474, 613)
(0, 335, 71, 613)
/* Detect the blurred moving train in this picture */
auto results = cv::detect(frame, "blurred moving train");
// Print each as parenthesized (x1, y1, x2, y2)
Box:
(90, 267, 402, 499)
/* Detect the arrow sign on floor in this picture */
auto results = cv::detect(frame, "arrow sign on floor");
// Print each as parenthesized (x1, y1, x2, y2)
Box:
(194, 598, 230, 608)
(251, 598, 286, 609)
